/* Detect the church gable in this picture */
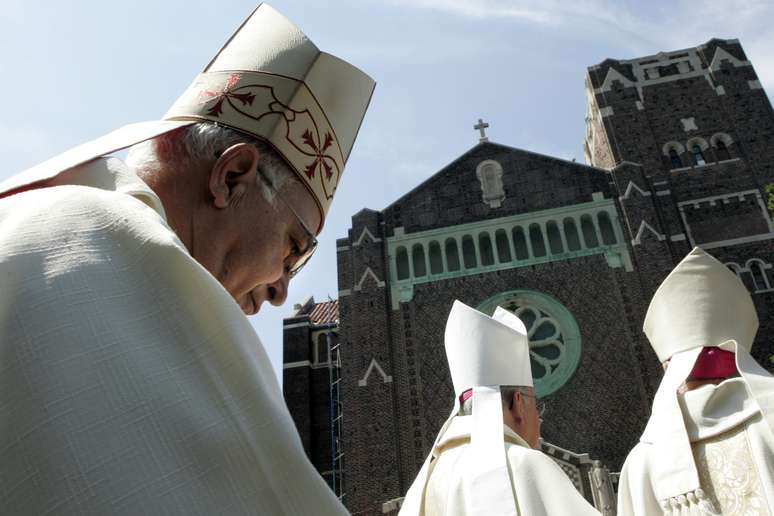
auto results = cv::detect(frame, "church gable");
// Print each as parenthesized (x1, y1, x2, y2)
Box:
(383, 142, 612, 235)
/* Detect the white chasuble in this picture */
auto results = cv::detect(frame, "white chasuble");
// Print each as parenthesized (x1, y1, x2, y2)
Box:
(0, 158, 347, 515)
(422, 416, 600, 516)
(618, 379, 774, 516)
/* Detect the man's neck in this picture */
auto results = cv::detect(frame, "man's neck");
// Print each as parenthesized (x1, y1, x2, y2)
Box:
(136, 167, 195, 251)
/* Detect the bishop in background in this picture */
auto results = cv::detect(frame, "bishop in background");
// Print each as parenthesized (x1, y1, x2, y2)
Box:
(618, 248, 774, 515)
(399, 301, 600, 516)
(0, 4, 374, 515)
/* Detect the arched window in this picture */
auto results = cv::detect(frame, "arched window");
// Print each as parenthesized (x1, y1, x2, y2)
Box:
(748, 259, 771, 292)
(316, 333, 330, 364)
(716, 140, 730, 161)
(512, 227, 529, 260)
(580, 215, 599, 248)
(396, 247, 410, 280)
(692, 145, 706, 166)
(725, 262, 742, 276)
(445, 238, 460, 272)
(546, 221, 564, 254)
(529, 224, 546, 257)
(597, 212, 617, 245)
(495, 229, 512, 263)
(563, 218, 582, 251)
(428, 240, 443, 275)
(479, 232, 495, 266)
(462, 235, 477, 269)
(412, 244, 426, 277)
(669, 148, 682, 169)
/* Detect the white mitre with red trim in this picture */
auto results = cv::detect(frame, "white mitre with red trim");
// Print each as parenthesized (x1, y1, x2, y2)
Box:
(0, 3, 375, 232)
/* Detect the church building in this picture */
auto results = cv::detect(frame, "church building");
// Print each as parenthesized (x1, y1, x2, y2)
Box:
(283, 38, 774, 515)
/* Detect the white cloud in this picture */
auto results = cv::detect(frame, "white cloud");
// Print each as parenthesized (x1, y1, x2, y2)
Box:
(381, 0, 774, 95)
(383, 0, 557, 24)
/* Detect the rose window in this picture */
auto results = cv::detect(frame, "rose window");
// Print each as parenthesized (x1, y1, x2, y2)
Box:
(478, 290, 581, 397)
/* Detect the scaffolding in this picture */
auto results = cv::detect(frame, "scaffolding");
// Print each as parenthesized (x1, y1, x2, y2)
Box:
(327, 331, 345, 500)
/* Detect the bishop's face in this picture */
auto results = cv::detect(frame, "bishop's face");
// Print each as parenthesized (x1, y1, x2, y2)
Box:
(191, 143, 321, 315)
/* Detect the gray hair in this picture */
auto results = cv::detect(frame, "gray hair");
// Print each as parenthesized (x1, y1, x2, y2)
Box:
(126, 122, 296, 203)
(459, 386, 522, 416)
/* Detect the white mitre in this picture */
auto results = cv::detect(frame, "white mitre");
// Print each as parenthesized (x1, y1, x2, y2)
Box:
(0, 3, 375, 233)
(400, 301, 530, 516)
(640, 247, 774, 509)
(446, 302, 532, 395)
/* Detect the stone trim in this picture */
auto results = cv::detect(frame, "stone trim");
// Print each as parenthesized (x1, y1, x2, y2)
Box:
(358, 358, 393, 387)
(677, 189, 774, 247)
(283, 360, 312, 369)
(709, 46, 751, 71)
(620, 181, 651, 200)
(700, 233, 774, 250)
(386, 199, 632, 308)
(631, 220, 666, 246)
(354, 226, 382, 246)
(283, 321, 311, 330)
(354, 267, 386, 290)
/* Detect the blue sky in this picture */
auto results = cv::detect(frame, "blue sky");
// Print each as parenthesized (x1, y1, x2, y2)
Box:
(2, 0, 773, 383)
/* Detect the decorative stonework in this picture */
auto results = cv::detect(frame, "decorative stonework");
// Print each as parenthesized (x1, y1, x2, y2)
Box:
(475, 159, 505, 208)
(354, 227, 382, 246)
(620, 181, 651, 200)
(354, 267, 386, 291)
(358, 358, 393, 387)
(477, 290, 582, 397)
(681, 117, 698, 132)
(386, 199, 631, 308)
(631, 220, 666, 246)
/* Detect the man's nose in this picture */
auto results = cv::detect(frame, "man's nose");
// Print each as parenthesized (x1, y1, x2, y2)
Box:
(266, 272, 289, 306)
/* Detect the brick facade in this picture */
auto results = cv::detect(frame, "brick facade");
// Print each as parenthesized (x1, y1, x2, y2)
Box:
(283, 38, 774, 515)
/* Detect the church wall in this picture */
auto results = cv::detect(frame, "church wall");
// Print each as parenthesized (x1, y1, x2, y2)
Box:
(382, 143, 613, 237)
(396, 256, 651, 471)
(283, 323, 313, 454)
(338, 211, 406, 516)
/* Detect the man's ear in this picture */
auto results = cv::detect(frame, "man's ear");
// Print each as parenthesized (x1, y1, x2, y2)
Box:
(511, 390, 524, 423)
(208, 143, 260, 209)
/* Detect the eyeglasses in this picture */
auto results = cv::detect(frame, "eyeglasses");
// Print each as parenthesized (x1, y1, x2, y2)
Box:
(255, 166, 318, 279)
(518, 389, 548, 418)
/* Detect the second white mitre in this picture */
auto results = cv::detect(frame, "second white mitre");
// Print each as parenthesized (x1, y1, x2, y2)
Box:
(399, 300, 530, 516)
(617, 247, 774, 516)
(400, 301, 600, 516)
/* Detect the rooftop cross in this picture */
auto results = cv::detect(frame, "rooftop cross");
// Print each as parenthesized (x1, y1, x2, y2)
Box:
(474, 118, 489, 142)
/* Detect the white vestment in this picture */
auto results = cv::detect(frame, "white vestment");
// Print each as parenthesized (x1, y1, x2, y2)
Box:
(420, 416, 600, 516)
(0, 158, 347, 515)
(618, 378, 774, 515)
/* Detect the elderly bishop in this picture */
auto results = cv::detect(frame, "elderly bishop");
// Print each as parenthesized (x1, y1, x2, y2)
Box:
(399, 301, 600, 516)
(0, 4, 373, 515)
(617, 248, 774, 515)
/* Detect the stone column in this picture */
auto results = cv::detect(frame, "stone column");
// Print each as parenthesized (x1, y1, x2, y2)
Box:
(558, 222, 569, 252)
